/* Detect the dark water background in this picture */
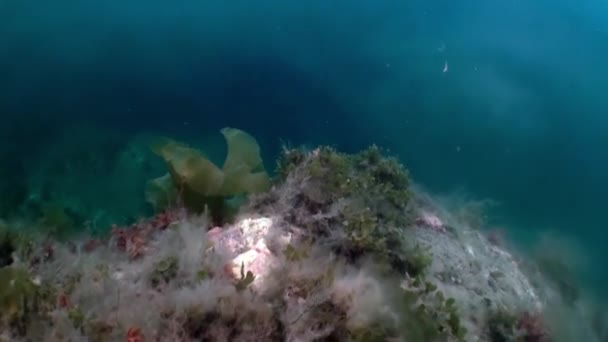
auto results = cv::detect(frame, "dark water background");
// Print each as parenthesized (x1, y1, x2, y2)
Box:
(1, 0, 607, 292)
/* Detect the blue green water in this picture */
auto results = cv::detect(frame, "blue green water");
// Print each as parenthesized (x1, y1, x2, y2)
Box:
(1, 1, 607, 293)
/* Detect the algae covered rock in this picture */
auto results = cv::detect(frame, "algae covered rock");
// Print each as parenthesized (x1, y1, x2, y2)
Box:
(146, 128, 271, 221)
(268, 145, 415, 273)
(0, 266, 50, 335)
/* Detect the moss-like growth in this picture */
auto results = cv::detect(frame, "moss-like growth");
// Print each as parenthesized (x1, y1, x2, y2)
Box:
(276, 146, 414, 273)
(149, 256, 179, 287)
(0, 225, 37, 267)
(84, 319, 115, 342)
(404, 244, 433, 277)
(0, 267, 53, 335)
(282, 242, 311, 262)
(196, 268, 210, 281)
(486, 309, 518, 342)
(68, 306, 86, 329)
(396, 279, 468, 342)
(349, 324, 393, 342)
(338, 277, 467, 341)
(275, 148, 306, 179)
(63, 272, 83, 296)
(147, 128, 271, 222)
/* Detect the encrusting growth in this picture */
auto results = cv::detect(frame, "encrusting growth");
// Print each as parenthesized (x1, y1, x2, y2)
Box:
(0, 130, 558, 341)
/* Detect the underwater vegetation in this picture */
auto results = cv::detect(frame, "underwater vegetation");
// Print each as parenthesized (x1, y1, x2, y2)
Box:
(146, 127, 271, 223)
(0, 129, 603, 341)
(273, 145, 415, 272)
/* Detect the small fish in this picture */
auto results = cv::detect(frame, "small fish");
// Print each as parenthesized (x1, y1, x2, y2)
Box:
(442, 60, 449, 73)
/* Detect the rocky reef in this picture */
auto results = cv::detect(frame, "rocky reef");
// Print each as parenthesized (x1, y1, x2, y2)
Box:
(0, 134, 602, 341)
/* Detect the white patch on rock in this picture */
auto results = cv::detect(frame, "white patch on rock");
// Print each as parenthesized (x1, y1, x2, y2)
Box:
(238, 217, 274, 246)
(215, 217, 284, 292)
(411, 219, 542, 338)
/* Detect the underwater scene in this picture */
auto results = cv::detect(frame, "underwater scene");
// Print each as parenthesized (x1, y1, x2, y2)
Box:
(1, 0, 607, 340)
